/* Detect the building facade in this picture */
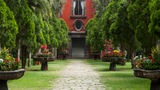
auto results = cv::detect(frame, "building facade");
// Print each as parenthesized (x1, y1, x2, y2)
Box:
(61, 0, 95, 58)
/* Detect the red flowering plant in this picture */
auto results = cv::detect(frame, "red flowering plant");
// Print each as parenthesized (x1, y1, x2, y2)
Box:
(102, 40, 125, 57)
(102, 40, 113, 57)
(37, 45, 53, 57)
(136, 47, 160, 70)
(0, 48, 21, 71)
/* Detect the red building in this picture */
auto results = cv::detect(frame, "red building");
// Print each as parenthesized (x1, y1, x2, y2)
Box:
(61, 0, 95, 58)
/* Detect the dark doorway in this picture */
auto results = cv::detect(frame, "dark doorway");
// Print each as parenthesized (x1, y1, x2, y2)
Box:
(72, 38, 85, 58)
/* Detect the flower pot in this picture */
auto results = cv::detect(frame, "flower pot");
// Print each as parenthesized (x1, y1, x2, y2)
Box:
(134, 69, 160, 90)
(0, 69, 25, 90)
(109, 57, 125, 71)
(33, 56, 55, 71)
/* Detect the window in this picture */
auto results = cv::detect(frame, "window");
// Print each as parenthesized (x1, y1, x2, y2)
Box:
(72, 0, 85, 16)
(74, 20, 84, 31)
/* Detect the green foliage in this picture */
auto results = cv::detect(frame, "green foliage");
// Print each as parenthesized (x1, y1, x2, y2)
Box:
(49, 14, 59, 48)
(0, 0, 18, 48)
(33, 13, 46, 47)
(87, 0, 160, 58)
(0, 48, 20, 71)
(128, 0, 156, 55)
(93, 0, 109, 15)
(49, 13, 69, 49)
(43, 21, 51, 45)
(149, 0, 160, 38)
(142, 59, 159, 70)
(86, 18, 104, 52)
(109, 0, 138, 50)
(5, 0, 36, 47)
(59, 19, 69, 49)
(102, 0, 119, 40)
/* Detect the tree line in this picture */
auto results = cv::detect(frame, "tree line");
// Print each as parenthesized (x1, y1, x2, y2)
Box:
(86, 0, 160, 68)
(0, 0, 69, 68)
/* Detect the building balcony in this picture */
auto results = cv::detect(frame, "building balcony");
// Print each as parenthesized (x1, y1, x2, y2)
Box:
(70, 15, 87, 19)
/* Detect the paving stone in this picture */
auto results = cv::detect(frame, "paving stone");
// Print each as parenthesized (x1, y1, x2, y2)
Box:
(52, 60, 106, 90)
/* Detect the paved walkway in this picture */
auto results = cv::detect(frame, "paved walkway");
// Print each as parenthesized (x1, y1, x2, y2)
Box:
(52, 60, 106, 90)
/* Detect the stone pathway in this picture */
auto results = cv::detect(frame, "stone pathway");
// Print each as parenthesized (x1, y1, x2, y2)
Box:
(52, 60, 106, 90)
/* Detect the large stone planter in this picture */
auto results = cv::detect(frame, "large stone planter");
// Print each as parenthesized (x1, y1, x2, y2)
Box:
(134, 69, 160, 90)
(33, 56, 55, 71)
(102, 57, 125, 71)
(0, 69, 25, 90)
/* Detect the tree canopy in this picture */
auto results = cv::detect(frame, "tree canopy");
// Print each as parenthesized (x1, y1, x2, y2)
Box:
(0, 0, 18, 48)
(86, 0, 160, 57)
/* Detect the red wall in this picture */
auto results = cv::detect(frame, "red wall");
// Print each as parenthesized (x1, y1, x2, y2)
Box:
(61, 0, 95, 31)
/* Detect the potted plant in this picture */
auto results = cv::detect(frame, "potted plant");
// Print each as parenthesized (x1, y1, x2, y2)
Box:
(101, 40, 113, 62)
(0, 48, 25, 90)
(134, 47, 160, 90)
(58, 49, 69, 60)
(34, 45, 55, 71)
(102, 40, 126, 71)
(107, 50, 125, 71)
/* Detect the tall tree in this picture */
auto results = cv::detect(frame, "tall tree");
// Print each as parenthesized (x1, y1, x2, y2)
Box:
(109, 0, 138, 68)
(149, 0, 160, 39)
(0, 0, 18, 49)
(128, 0, 156, 56)
(86, 18, 104, 53)
(5, 0, 36, 68)
(59, 19, 69, 49)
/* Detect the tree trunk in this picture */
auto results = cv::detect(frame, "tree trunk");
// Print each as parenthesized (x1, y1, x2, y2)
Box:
(28, 52, 31, 67)
(21, 46, 28, 69)
(158, 40, 160, 50)
(126, 48, 132, 61)
(0, 44, 1, 51)
(131, 50, 136, 69)
(55, 49, 57, 59)
(33, 48, 40, 65)
(18, 40, 21, 60)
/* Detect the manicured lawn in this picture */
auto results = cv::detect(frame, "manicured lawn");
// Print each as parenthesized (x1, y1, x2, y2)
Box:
(85, 59, 150, 90)
(8, 60, 70, 90)
(7, 59, 151, 90)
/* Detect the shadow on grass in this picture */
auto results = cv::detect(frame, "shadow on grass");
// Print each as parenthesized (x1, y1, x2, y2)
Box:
(106, 72, 134, 78)
(116, 68, 132, 71)
(26, 69, 41, 71)
(95, 67, 132, 72)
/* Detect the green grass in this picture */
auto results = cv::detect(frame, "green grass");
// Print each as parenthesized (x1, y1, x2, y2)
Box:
(8, 60, 70, 90)
(85, 59, 151, 90)
(7, 59, 151, 90)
